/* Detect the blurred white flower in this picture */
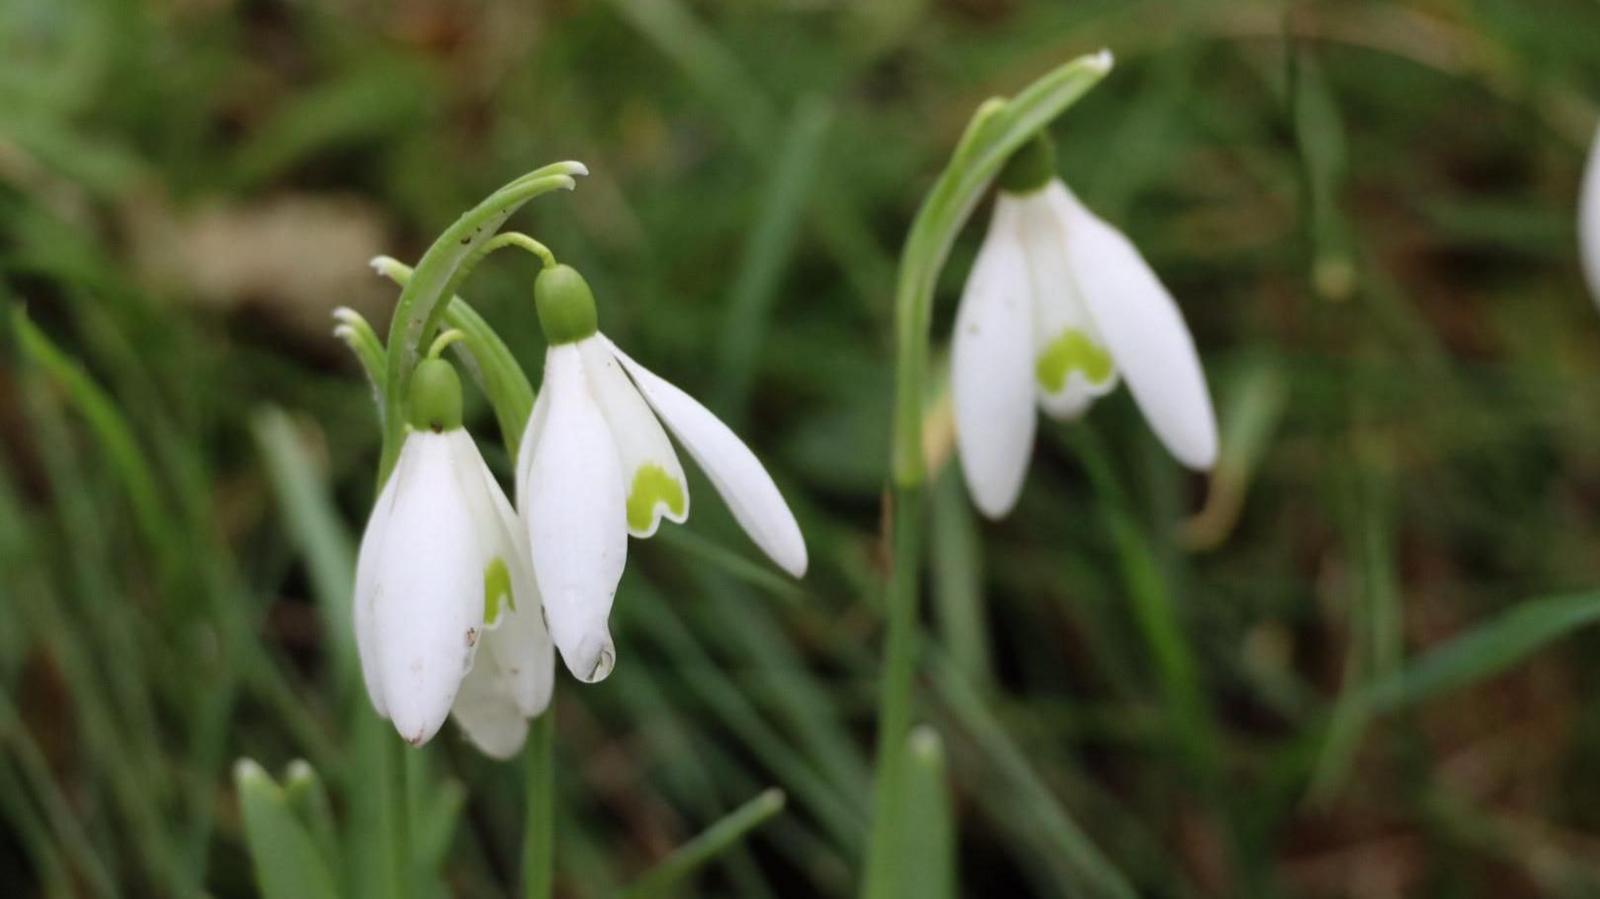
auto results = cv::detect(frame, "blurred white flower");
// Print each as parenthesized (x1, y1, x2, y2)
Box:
(354, 358, 553, 758)
(1581, 125, 1600, 308)
(516, 265, 807, 684)
(952, 159, 1217, 519)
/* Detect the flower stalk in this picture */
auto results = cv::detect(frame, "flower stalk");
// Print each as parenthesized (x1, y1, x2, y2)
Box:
(376, 162, 587, 486)
(522, 710, 555, 899)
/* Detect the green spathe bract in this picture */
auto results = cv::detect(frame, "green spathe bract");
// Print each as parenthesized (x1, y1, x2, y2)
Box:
(627, 464, 688, 533)
(407, 358, 463, 432)
(1035, 329, 1113, 392)
(535, 264, 599, 345)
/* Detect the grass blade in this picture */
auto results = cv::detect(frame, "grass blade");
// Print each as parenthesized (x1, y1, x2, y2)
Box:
(621, 789, 786, 899)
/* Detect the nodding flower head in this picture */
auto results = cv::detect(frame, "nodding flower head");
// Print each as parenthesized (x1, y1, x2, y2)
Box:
(516, 264, 807, 683)
(353, 357, 554, 758)
(951, 135, 1217, 519)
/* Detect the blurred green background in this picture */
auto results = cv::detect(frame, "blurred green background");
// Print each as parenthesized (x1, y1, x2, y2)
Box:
(4, 0, 1600, 896)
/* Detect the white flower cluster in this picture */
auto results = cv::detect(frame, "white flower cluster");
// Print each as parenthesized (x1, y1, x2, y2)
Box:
(352, 265, 806, 758)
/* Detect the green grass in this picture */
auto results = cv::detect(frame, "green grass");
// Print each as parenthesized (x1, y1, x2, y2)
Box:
(4, 0, 1600, 896)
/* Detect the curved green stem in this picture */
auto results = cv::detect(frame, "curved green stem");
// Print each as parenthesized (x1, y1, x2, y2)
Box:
(370, 257, 536, 455)
(478, 232, 558, 270)
(376, 162, 585, 486)
(425, 329, 466, 360)
(863, 52, 1113, 899)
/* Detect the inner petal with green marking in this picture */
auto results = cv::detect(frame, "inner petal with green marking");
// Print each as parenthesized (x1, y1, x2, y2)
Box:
(483, 557, 514, 626)
(1036, 329, 1115, 393)
(627, 464, 687, 534)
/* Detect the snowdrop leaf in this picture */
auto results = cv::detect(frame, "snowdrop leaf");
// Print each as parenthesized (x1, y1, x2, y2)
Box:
(235, 760, 340, 899)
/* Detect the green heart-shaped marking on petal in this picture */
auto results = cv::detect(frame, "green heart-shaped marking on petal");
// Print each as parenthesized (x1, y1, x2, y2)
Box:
(483, 557, 514, 625)
(1036, 329, 1114, 392)
(627, 464, 687, 533)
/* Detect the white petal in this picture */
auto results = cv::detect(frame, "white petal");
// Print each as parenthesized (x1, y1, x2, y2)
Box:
(450, 601, 552, 758)
(521, 345, 626, 683)
(352, 467, 402, 721)
(606, 338, 807, 578)
(1053, 185, 1218, 470)
(1582, 125, 1600, 309)
(453, 431, 555, 709)
(446, 431, 554, 757)
(951, 200, 1037, 519)
(514, 372, 553, 510)
(449, 666, 530, 760)
(1013, 184, 1119, 419)
(367, 432, 486, 745)
(577, 336, 689, 538)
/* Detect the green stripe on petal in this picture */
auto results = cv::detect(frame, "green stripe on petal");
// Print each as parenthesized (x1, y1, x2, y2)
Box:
(484, 557, 514, 626)
(627, 464, 688, 534)
(1036, 329, 1114, 393)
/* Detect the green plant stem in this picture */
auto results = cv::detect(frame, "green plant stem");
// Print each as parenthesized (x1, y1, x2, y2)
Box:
(387, 738, 412, 899)
(522, 710, 555, 899)
(861, 485, 925, 898)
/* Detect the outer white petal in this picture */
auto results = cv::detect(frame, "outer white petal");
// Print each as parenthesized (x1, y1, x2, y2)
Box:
(521, 345, 627, 683)
(951, 200, 1037, 519)
(450, 601, 551, 758)
(1014, 183, 1119, 419)
(447, 430, 554, 757)
(1582, 125, 1600, 309)
(1052, 185, 1218, 471)
(605, 338, 807, 578)
(366, 432, 484, 744)
(514, 373, 553, 511)
(352, 467, 402, 721)
(458, 432, 555, 704)
(577, 335, 689, 538)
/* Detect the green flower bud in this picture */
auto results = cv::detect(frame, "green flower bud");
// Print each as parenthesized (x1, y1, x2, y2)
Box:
(534, 264, 599, 345)
(408, 358, 463, 432)
(997, 132, 1056, 195)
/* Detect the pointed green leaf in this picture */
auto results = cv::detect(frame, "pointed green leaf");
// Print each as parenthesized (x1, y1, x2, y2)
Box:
(235, 759, 339, 899)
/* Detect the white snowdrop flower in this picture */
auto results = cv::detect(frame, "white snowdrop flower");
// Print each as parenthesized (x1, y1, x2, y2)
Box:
(1581, 124, 1600, 308)
(354, 355, 554, 757)
(515, 265, 807, 684)
(951, 136, 1218, 519)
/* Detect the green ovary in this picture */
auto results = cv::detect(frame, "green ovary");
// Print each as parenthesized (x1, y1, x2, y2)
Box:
(1036, 329, 1114, 393)
(627, 464, 687, 533)
(483, 557, 514, 625)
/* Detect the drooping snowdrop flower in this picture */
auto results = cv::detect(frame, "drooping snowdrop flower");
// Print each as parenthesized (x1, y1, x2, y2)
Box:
(516, 264, 807, 683)
(354, 354, 554, 757)
(1581, 124, 1600, 308)
(951, 135, 1218, 519)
